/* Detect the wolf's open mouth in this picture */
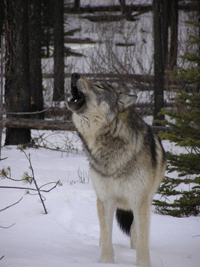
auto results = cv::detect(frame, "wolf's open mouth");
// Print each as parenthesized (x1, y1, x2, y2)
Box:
(67, 84, 85, 111)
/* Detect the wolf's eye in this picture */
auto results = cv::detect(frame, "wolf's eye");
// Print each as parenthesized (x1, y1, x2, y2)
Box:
(95, 83, 105, 90)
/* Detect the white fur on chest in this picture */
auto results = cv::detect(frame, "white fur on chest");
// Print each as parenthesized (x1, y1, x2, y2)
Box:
(90, 167, 148, 210)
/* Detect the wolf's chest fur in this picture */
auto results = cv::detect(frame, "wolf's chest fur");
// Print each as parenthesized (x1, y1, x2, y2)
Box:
(73, 111, 148, 179)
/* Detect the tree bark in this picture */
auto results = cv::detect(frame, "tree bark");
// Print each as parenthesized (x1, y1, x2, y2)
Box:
(169, 0, 178, 70)
(64, 3, 198, 15)
(53, 0, 65, 101)
(119, 0, 126, 14)
(29, 0, 44, 119)
(4, 0, 31, 145)
(74, 0, 80, 12)
(197, 0, 200, 92)
(153, 0, 168, 124)
(0, 0, 5, 39)
(41, 0, 54, 58)
(5, 118, 75, 131)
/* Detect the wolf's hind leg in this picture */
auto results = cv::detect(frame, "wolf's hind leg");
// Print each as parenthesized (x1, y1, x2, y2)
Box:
(97, 197, 115, 263)
(133, 198, 151, 267)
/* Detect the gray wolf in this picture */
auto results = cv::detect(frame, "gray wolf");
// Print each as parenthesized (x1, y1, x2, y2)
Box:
(67, 73, 166, 267)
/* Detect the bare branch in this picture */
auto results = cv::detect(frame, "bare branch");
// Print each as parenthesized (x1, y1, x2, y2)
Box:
(0, 157, 8, 161)
(0, 197, 23, 212)
(0, 182, 61, 193)
(0, 223, 16, 229)
(21, 150, 48, 214)
(6, 107, 50, 116)
(39, 180, 61, 191)
(192, 235, 200, 238)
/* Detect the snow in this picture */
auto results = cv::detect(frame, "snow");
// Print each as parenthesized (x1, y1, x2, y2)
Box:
(1, 1, 200, 266)
(0, 131, 200, 267)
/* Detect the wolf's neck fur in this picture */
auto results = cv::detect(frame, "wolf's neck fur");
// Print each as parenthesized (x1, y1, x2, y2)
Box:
(72, 108, 146, 178)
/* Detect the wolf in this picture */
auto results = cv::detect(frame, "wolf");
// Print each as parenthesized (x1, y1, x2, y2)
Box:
(67, 73, 166, 267)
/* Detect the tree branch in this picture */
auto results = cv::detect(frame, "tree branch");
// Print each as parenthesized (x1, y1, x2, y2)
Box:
(0, 197, 23, 212)
(0, 183, 60, 193)
(0, 223, 16, 229)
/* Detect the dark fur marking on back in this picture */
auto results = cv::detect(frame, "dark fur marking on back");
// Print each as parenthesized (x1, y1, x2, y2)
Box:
(145, 125, 157, 167)
(158, 136, 167, 164)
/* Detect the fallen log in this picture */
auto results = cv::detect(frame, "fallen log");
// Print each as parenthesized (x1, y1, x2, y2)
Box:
(3, 117, 171, 134)
(42, 73, 196, 92)
(64, 3, 197, 14)
(64, 4, 152, 14)
(4, 118, 76, 131)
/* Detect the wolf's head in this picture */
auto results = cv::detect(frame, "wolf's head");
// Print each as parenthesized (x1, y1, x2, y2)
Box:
(67, 73, 137, 124)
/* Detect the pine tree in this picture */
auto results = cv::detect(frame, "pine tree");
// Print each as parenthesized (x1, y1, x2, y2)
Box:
(153, 18, 200, 217)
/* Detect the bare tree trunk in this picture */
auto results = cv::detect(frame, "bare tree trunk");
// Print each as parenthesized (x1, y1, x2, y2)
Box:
(0, 0, 5, 39)
(153, 0, 169, 124)
(74, 0, 80, 12)
(119, 0, 126, 14)
(0, 35, 3, 157)
(53, 0, 65, 101)
(29, 0, 44, 119)
(197, 0, 200, 92)
(4, 0, 31, 145)
(41, 0, 54, 58)
(169, 0, 178, 70)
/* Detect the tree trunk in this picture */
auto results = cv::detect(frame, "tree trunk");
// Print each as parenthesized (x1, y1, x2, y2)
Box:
(119, 0, 126, 14)
(169, 0, 178, 70)
(153, 0, 169, 124)
(0, 0, 5, 39)
(53, 0, 65, 101)
(4, 0, 31, 145)
(41, 0, 54, 58)
(198, 0, 200, 92)
(74, 0, 80, 12)
(29, 0, 44, 119)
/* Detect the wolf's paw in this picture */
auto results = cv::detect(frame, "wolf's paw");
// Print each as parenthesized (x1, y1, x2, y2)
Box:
(101, 252, 114, 263)
(101, 257, 115, 263)
(136, 258, 151, 267)
(101, 247, 114, 263)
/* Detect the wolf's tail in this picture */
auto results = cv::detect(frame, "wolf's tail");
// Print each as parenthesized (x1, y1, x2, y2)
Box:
(115, 208, 134, 236)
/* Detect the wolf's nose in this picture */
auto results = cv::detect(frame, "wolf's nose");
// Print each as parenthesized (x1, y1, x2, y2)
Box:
(71, 73, 80, 84)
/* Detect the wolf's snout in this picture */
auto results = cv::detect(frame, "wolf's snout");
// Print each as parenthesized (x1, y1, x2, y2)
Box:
(67, 73, 85, 112)
(71, 73, 80, 85)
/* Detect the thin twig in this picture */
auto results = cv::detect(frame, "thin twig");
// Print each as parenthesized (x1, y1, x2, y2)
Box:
(0, 157, 8, 161)
(0, 197, 23, 212)
(0, 183, 60, 193)
(6, 107, 50, 116)
(0, 223, 16, 229)
(39, 180, 61, 190)
(1, 176, 24, 182)
(0, 255, 4, 260)
(23, 151, 48, 214)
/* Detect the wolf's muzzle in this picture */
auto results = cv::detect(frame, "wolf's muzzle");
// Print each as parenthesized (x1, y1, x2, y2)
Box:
(71, 72, 80, 86)
(67, 73, 85, 111)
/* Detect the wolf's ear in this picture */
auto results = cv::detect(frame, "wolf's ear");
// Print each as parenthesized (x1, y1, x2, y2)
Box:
(117, 92, 137, 112)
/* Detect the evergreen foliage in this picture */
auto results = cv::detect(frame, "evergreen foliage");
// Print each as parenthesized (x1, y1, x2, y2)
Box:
(153, 18, 200, 217)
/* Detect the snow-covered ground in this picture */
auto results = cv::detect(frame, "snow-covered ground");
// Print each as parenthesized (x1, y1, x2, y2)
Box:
(1, 2, 199, 266)
(0, 130, 200, 267)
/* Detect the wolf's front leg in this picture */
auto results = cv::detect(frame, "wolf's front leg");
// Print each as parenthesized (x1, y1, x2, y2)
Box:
(97, 197, 115, 263)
